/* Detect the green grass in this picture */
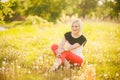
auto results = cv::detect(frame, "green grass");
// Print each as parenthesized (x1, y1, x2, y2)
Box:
(0, 21, 120, 80)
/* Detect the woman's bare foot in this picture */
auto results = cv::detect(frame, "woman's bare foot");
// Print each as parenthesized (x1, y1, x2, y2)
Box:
(49, 58, 62, 72)
(64, 59, 70, 69)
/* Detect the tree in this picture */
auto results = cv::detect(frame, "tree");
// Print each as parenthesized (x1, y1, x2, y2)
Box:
(76, 0, 98, 18)
(95, 0, 120, 21)
(111, 0, 120, 20)
(0, 0, 14, 21)
(25, 0, 67, 22)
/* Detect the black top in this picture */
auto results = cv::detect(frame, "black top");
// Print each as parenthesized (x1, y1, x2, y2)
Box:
(64, 32, 87, 46)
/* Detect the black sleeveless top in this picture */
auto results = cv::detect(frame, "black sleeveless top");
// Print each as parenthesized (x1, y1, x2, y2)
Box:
(64, 32, 87, 46)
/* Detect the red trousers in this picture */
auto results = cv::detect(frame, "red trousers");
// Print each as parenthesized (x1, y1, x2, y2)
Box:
(51, 44, 83, 66)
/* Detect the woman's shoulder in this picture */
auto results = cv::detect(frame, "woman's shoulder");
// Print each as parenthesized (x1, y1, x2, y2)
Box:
(64, 32, 71, 40)
(80, 35, 87, 41)
(65, 31, 71, 34)
(64, 31, 71, 36)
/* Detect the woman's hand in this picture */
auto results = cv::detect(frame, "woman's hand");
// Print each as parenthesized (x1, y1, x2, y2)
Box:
(56, 48, 64, 53)
(56, 48, 64, 57)
(55, 36, 66, 57)
(67, 43, 80, 51)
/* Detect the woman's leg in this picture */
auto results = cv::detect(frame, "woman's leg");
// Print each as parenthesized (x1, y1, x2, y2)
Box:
(49, 58, 62, 72)
(51, 44, 83, 71)
(51, 44, 58, 56)
(61, 51, 83, 66)
(50, 44, 76, 71)
(64, 59, 70, 69)
(51, 44, 66, 63)
(50, 44, 66, 71)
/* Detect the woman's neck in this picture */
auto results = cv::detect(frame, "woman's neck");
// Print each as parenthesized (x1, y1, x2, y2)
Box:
(72, 32, 82, 38)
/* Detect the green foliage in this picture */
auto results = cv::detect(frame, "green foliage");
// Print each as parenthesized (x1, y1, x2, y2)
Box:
(0, 1, 14, 21)
(94, 0, 120, 20)
(76, 0, 98, 17)
(25, 0, 67, 22)
(0, 0, 120, 22)
(23, 15, 53, 27)
(111, 0, 120, 19)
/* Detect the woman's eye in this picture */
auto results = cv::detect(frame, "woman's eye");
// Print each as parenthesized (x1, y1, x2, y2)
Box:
(72, 26, 78, 27)
(75, 26, 78, 27)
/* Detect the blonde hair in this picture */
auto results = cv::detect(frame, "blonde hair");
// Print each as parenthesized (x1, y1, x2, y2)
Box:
(72, 19, 82, 27)
(72, 19, 82, 32)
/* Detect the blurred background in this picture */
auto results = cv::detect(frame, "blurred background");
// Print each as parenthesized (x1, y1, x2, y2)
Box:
(0, 0, 120, 80)
(0, 0, 120, 23)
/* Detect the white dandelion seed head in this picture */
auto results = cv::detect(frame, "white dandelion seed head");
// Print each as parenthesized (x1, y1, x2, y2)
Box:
(116, 73, 119, 77)
(44, 73, 47, 76)
(63, 77, 69, 80)
(2, 61, 6, 65)
(104, 74, 107, 77)
(17, 65, 20, 69)
(2, 67, 5, 70)
(28, 71, 31, 74)
(35, 66, 39, 69)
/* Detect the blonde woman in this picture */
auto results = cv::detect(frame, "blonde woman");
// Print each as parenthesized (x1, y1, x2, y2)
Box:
(50, 19, 87, 71)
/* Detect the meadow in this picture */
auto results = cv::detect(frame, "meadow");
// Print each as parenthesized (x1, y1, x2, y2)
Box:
(0, 20, 120, 80)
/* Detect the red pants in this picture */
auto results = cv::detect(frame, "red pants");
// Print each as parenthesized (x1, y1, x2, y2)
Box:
(51, 44, 83, 66)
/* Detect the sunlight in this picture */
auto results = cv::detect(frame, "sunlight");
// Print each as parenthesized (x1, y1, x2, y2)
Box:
(1, 0, 8, 2)
(98, 0, 103, 6)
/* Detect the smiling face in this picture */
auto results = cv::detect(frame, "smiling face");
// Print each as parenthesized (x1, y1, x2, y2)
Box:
(71, 22, 81, 34)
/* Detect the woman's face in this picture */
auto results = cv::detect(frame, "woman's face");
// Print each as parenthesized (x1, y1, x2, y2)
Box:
(71, 22, 80, 34)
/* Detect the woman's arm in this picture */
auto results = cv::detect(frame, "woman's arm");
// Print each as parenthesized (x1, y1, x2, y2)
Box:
(66, 43, 81, 51)
(56, 37, 66, 56)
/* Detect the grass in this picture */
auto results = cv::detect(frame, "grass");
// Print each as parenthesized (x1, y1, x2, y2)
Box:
(0, 20, 120, 80)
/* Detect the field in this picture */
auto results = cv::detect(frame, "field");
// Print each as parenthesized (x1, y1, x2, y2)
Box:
(0, 20, 120, 80)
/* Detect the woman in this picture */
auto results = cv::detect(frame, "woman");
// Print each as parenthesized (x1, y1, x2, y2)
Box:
(50, 19, 87, 71)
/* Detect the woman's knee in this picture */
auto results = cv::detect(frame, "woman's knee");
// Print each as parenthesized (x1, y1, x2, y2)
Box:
(51, 44, 58, 51)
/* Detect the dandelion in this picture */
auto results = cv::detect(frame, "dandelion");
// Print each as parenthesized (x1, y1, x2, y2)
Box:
(17, 65, 20, 69)
(0, 68, 2, 71)
(116, 73, 119, 77)
(15, 60, 18, 63)
(41, 61, 44, 64)
(2, 61, 6, 66)
(35, 66, 39, 69)
(3, 58, 6, 61)
(74, 63, 77, 66)
(44, 73, 48, 76)
(35, 60, 39, 64)
(104, 74, 107, 77)
(46, 59, 49, 63)
(28, 71, 31, 74)
(2, 67, 5, 71)
(72, 76, 79, 79)
(38, 56, 43, 60)
(63, 77, 69, 80)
